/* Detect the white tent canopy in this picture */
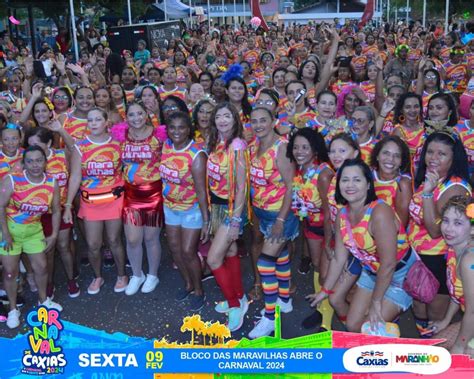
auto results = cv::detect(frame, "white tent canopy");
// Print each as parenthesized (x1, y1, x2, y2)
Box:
(153, 0, 198, 19)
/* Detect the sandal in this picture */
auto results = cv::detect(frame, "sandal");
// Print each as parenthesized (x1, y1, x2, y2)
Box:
(248, 284, 263, 301)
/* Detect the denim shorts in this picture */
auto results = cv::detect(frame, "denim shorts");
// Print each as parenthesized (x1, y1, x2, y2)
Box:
(356, 248, 417, 311)
(253, 207, 299, 241)
(346, 255, 362, 276)
(210, 203, 247, 235)
(164, 203, 203, 229)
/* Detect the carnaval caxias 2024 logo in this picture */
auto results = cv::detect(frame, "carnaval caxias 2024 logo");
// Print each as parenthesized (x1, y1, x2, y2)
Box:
(22, 306, 67, 375)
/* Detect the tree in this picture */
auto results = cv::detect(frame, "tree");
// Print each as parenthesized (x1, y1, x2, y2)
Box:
(180, 314, 204, 345)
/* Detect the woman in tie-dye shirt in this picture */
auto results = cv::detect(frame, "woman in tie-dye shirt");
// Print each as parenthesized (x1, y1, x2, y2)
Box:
(248, 107, 299, 339)
(206, 102, 248, 333)
(58, 87, 95, 142)
(307, 159, 416, 333)
(370, 136, 412, 227)
(430, 196, 474, 356)
(409, 132, 471, 337)
(25, 127, 79, 299)
(0, 146, 62, 328)
(160, 111, 209, 312)
(112, 101, 166, 296)
(64, 108, 128, 296)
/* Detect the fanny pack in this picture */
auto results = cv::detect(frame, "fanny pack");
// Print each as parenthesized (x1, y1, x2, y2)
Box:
(81, 186, 124, 204)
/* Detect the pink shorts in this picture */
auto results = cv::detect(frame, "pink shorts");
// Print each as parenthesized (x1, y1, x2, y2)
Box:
(78, 195, 124, 221)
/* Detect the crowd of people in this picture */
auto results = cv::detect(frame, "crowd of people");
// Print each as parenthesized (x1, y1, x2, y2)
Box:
(0, 16, 472, 353)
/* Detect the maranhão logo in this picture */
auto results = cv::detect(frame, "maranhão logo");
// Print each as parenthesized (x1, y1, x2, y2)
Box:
(343, 344, 451, 375)
(356, 350, 389, 366)
(22, 306, 67, 375)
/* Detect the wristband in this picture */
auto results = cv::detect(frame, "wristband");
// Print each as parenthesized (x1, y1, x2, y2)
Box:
(231, 216, 242, 223)
(422, 192, 434, 199)
(276, 217, 286, 223)
(321, 286, 335, 295)
(64, 203, 72, 207)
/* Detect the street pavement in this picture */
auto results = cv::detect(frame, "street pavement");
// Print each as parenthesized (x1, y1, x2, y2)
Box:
(2, 233, 419, 343)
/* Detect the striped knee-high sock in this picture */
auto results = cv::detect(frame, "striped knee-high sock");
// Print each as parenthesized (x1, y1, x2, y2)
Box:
(276, 249, 290, 303)
(257, 253, 278, 320)
(224, 255, 244, 300)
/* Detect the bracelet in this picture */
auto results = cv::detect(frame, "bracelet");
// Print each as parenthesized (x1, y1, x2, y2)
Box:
(231, 216, 242, 223)
(321, 286, 335, 295)
(276, 217, 286, 223)
(64, 203, 72, 207)
(422, 192, 434, 199)
(203, 220, 210, 224)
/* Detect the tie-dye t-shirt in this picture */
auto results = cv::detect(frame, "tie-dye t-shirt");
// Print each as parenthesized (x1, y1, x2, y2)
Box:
(373, 170, 411, 209)
(0, 149, 23, 180)
(158, 86, 187, 101)
(392, 124, 425, 168)
(340, 200, 409, 273)
(6, 171, 55, 224)
(249, 137, 287, 211)
(408, 177, 471, 256)
(292, 162, 333, 224)
(444, 61, 468, 94)
(456, 120, 474, 174)
(63, 113, 88, 141)
(159, 139, 204, 210)
(207, 138, 247, 200)
(46, 149, 68, 205)
(75, 137, 124, 192)
(446, 247, 466, 311)
(359, 137, 378, 165)
(121, 132, 162, 185)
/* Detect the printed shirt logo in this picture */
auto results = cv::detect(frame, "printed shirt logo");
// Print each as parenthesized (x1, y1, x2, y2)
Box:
(22, 306, 67, 375)
(86, 161, 115, 177)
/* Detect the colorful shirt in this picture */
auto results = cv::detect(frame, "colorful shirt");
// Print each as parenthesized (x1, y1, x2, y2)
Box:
(63, 113, 88, 141)
(6, 171, 55, 224)
(340, 200, 409, 273)
(327, 175, 339, 224)
(443, 61, 468, 94)
(158, 86, 187, 101)
(124, 89, 135, 103)
(359, 81, 376, 103)
(352, 55, 368, 73)
(292, 162, 333, 224)
(408, 177, 471, 256)
(392, 124, 425, 168)
(456, 120, 474, 174)
(373, 170, 411, 208)
(207, 138, 246, 200)
(446, 247, 467, 311)
(249, 138, 287, 211)
(0, 149, 23, 180)
(121, 131, 162, 185)
(159, 139, 204, 211)
(288, 109, 318, 130)
(46, 149, 68, 205)
(74, 137, 124, 192)
(359, 137, 377, 165)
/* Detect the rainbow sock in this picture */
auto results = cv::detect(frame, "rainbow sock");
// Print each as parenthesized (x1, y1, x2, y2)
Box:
(276, 249, 290, 303)
(257, 253, 278, 320)
(415, 317, 433, 338)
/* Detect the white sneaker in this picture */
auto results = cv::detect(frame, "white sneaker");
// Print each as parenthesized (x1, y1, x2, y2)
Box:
(125, 273, 146, 296)
(260, 298, 293, 316)
(248, 315, 275, 339)
(141, 274, 159, 293)
(7, 309, 20, 329)
(40, 297, 63, 312)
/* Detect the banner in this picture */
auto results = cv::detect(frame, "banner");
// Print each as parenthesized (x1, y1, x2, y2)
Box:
(359, 0, 375, 28)
(1, 306, 473, 378)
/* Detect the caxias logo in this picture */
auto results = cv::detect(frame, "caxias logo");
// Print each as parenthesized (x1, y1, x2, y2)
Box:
(356, 350, 389, 366)
(22, 306, 67, 375)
